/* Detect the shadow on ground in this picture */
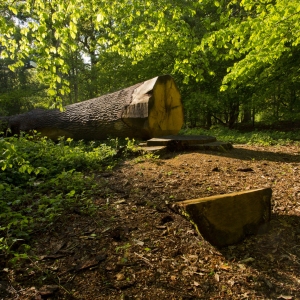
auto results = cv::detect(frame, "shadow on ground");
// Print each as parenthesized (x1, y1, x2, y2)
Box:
(162, 145, 300, 163)
(217, 213, 300, 299)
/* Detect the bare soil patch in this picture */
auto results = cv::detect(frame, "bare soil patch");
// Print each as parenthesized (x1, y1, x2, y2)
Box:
(1, 144, 300, 299)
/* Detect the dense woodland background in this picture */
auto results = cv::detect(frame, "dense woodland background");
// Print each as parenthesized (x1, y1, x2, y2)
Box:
(1, 2, 300, 298)
(1, 0, 299, 129)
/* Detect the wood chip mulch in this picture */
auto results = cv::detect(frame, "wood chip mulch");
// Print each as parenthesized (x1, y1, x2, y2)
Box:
(1, 144, 300, 300)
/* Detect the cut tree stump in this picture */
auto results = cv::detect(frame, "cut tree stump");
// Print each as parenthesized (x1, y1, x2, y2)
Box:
(1, 75, 183, 140)
(147, 135, 217, 146)
(140, 135, 232, 152)
(172, 188, 272, 247)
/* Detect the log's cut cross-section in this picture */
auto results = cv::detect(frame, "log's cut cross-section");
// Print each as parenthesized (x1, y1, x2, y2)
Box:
(1, 75, 184, 140)
(122, 76, 183, 138)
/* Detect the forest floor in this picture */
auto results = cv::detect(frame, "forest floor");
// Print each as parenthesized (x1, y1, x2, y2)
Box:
(2, 144, 300, 300)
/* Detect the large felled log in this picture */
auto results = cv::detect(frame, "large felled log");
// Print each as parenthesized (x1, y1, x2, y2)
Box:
(1, 75, 183, 140)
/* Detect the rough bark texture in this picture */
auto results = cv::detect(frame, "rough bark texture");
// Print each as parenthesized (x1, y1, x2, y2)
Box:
(1, 75, 183, 140)
(172, 188, 272, 247)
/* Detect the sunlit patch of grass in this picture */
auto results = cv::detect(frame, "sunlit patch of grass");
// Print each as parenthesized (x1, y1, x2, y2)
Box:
(180, 126, 300, 146)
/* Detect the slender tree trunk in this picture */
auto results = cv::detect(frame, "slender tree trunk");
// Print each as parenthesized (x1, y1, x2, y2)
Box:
(252, 107, 255, 128)
(242, 107, 251, 123)
(205, 111, 212, 128)
(228, 101, 240, 129)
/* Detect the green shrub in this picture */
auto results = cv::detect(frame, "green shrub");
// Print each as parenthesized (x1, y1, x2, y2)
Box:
(0, 132, 128, 263)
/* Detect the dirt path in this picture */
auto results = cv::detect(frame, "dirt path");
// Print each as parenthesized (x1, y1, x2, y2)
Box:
(2, 144, 300, 299)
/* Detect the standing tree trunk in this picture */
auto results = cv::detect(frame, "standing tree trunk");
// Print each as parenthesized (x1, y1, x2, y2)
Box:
(1, 75, 184, 140)
(241, 107, 251, 123)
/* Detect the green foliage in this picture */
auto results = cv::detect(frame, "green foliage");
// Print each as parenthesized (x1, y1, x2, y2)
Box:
(1, 0, 300, 128)
(0, 0, 219, 108)
(0, 54, 48, 115)
(0, 132, 129, 262)
(202, 0, 300, 88)
(181, 127, 300, 146)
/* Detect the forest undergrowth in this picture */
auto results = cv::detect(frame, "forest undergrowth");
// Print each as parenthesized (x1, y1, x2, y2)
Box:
(1, 129, 300, 299)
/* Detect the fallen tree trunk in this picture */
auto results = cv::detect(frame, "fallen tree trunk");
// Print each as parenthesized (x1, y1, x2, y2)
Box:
(1, 75, 184, 140)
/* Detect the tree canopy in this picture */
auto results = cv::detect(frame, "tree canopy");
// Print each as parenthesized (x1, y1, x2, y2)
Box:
(201, 0, 300, 89)
(0, 0, 299, 127)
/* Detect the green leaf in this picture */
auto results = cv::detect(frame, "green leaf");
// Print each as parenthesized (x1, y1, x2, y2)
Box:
(48, 89, 56, 96)
(96, 13, 104, 22)
(67, 190, 76, 197)
(220, 85, 228, 91)
(8, 6, 17, 15)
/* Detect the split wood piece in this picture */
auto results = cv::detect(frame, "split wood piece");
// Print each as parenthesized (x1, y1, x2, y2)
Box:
(172, 188, 272, 247)
(1, 75, 183, 140)
(147, 135, 217, 151)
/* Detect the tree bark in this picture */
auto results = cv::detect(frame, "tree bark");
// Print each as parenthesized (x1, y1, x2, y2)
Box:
(1, 75, 184, 140)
